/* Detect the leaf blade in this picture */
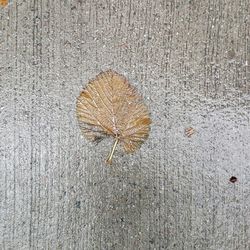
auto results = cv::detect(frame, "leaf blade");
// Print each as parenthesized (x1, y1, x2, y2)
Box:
(76, 70, 151, 162)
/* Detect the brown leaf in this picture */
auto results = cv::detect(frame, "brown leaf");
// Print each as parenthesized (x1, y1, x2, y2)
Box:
(0, 0, 8, 7)
(76, 70, 151, 164)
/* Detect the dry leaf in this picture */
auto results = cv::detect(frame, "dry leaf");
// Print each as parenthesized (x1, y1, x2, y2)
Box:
(76, 70, 151, 164)
(0, 0, 8, 7)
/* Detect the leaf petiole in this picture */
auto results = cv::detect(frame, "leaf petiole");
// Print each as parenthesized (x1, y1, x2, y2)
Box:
(106, 138, 119, 165)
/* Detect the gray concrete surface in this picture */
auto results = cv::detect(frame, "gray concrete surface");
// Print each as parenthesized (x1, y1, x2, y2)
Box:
(0, 0, 250, 249)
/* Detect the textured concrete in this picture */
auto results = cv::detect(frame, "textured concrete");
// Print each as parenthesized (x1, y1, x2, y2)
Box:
(0, 0, 250, 249)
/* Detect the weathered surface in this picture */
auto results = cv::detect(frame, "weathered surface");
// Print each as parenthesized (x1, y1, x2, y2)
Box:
(0, 0, 249, 249)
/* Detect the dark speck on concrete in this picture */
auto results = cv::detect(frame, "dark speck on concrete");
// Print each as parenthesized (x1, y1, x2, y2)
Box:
(229, 176, 237, 183)
(75, 201, 81, 208)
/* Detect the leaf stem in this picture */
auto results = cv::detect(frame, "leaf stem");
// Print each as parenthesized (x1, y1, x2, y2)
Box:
(106, 138, 119, 165)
